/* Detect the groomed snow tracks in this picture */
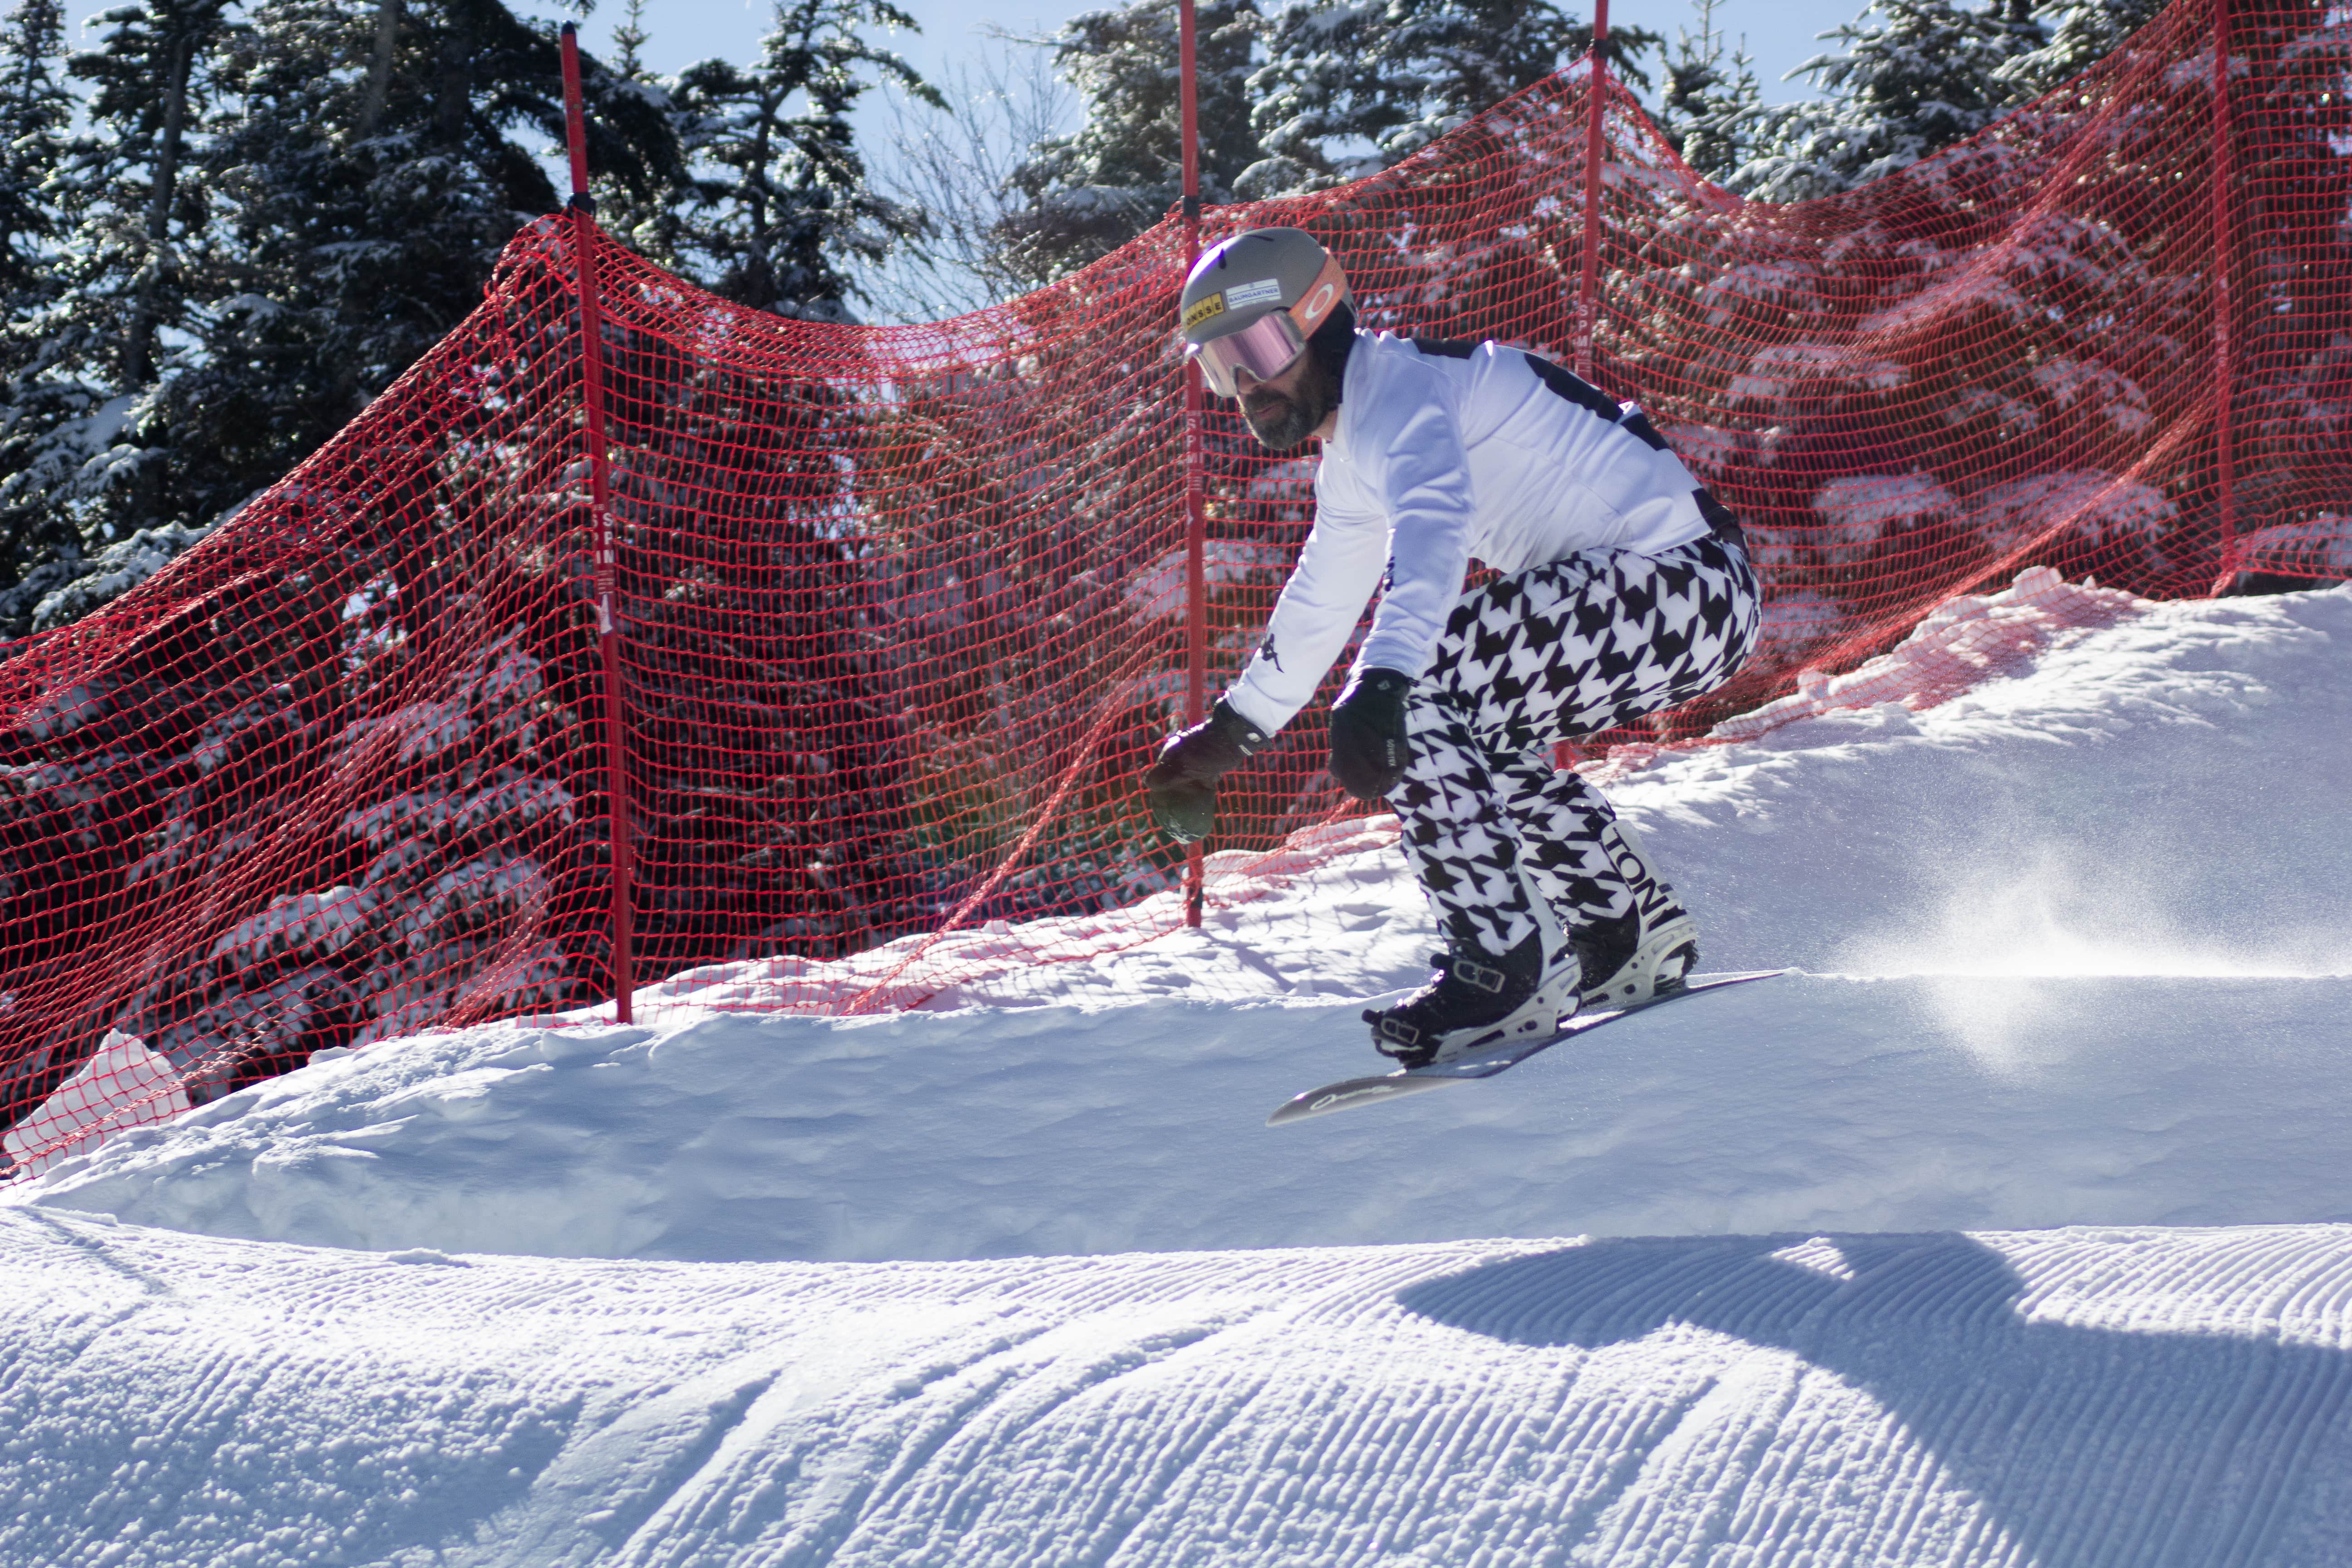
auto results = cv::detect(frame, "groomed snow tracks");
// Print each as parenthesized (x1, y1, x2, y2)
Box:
(9, 1210, 2352, 1566)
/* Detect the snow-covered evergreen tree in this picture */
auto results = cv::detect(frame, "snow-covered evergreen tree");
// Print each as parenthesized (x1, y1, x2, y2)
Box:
(998, 0, 1264, 280)
(0, 0, 236, 613)
(0, 0, 64, 316)
(587, 0, 709, 273)
(667, 0, 937, 320)
(1655, 0, 1762, 182)
(995, 0, 1655, 280)
(0, 0, 76, 628)
(176, 0, 675, 525)
(1246, 0, 1656, 194)
(0, 519, 216, 642)
(611, 0, 649, 77)
(75, 0, 236, 401)
(1996, 0, 2171, 100)
(1727, 0, 2047, 201)
(173, 0, 518, 534)
(0, 0, 681, 641)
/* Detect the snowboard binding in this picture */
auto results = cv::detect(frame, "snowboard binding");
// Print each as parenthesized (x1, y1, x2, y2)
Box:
(1364, 932, 1561, 1070)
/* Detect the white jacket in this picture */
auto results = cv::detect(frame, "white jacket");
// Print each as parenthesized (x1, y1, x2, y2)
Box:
(1223, 332, 1713, 734)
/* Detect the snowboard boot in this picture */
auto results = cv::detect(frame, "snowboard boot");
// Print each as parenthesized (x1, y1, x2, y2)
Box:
(1544, 819, 1700, 1014)
(1365, 931, 1557, 1069)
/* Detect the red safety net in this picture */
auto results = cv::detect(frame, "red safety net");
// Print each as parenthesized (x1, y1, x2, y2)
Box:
(1, 0, 2345, 1175)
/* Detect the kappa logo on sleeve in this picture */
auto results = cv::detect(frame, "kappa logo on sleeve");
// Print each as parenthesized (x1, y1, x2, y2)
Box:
(1259, 632, 1283, 670)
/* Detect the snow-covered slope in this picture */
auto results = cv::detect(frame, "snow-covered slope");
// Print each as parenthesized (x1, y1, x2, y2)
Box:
(13, 968, 2350, 1261)
(13, 586, 2349, 1259)
(10, 1210, 2352, 1566)
(2, 584, 2348, 1567)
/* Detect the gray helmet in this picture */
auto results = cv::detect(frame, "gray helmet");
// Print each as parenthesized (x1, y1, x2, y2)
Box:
(1178, 228, 1352, 395)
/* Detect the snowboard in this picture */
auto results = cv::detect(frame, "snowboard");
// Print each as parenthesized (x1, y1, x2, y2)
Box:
(1265, 969, 1785, 1127)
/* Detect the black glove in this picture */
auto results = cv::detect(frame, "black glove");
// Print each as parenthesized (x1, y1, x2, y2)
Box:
(1328, 667, 1414, 800)
(1144, 698, 1266, 844)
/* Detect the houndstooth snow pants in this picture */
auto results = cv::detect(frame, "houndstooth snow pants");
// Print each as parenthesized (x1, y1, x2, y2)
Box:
(1388, 532, 1759, 956)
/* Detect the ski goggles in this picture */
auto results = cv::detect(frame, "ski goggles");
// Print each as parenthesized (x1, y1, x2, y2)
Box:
(1190, 310, 1309, 398)
(1185, 257, 1350, 397)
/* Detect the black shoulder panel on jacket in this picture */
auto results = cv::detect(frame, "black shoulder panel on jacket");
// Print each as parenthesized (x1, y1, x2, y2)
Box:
(1617, 411, 1670, 451)
(1520, 351, 1624, 423)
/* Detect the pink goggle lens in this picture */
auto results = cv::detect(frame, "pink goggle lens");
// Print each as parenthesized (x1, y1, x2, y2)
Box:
(1191, 310, 1308, 397)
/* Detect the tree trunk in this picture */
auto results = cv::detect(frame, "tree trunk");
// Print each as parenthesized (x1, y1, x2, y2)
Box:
(741, 92, 776, 310)
(435, 6, 470, 148)
(357, 0, 403, 140)
(123, 28, 193, 387)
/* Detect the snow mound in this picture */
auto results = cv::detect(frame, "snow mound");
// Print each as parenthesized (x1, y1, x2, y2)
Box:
(11, 588, 2348, 1261)
(10, 1210, 2352, 1567)
(1711, 564, 2144, 742)
(14, 970, 2352, 1259)
(0, 1031, 186, 1179)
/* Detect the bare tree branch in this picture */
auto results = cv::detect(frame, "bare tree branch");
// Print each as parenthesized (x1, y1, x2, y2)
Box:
(866, 33, 1074, 323)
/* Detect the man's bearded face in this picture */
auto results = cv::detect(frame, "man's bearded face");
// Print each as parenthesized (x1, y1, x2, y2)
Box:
(1238, 350, 1335, 451)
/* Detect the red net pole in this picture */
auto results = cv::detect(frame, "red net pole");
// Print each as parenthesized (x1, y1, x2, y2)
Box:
(1180, 0, 1207, 928)
(560, 24, 636, 1022)
(2207, 0, 2239, 594)
(1575, 0, 1610, 382)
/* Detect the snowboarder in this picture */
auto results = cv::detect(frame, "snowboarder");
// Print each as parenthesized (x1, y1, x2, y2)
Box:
(1145, 227, 1759, 1068)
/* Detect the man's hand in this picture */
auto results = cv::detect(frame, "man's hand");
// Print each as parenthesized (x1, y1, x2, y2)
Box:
(1328, 668, 1414, 800)
(1144, 699, 1267, 843)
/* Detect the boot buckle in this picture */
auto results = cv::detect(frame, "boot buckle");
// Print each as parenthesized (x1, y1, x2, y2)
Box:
(1454, 957, 1506, 994)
